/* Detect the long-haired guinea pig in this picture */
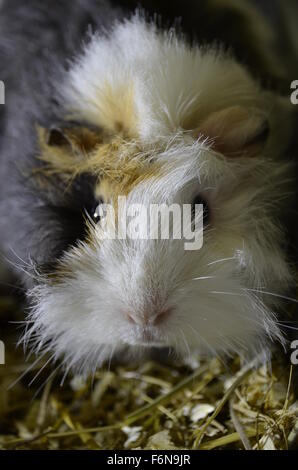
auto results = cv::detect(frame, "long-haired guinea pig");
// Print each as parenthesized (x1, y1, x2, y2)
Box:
(0, 0, 296, 376)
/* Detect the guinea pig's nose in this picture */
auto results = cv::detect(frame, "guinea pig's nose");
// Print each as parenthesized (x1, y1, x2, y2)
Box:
(153, 308, 172, 325)
(125, 308, 172, 326)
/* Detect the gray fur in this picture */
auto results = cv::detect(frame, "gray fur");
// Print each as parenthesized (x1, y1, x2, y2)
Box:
(0, 0, 124, 286)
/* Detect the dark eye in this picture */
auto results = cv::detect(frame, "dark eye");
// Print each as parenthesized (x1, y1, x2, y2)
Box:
(191, 195, 210, 226)
(89, 197, 105, 223)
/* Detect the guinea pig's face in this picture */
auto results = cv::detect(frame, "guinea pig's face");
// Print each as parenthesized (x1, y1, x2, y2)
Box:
(25, 106, 292, 375)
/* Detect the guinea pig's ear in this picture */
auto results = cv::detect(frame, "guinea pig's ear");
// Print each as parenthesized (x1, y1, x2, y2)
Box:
(196, 106, 269, 157)
(44, 124, 102, 155)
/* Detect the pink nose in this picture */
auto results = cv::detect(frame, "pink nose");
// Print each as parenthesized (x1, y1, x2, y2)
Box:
(125, 308, 172, 326)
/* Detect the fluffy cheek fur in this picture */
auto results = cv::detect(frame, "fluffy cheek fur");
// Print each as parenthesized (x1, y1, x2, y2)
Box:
(25, 240, 283, 375)
(24, 151, 292, 375)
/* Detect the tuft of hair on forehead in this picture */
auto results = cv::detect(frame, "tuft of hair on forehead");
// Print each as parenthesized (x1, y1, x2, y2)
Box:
(36, 125, 165, 193)
(89, 81, 138, 137)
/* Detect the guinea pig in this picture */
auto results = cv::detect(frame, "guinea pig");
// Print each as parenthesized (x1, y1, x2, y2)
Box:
(0, 1, 296, 376)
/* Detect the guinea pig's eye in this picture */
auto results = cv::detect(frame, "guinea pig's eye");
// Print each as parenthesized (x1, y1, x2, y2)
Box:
(90, 197, 105, 224)
(191, 195, 210, 226)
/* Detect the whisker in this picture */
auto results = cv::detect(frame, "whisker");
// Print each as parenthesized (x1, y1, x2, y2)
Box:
(33, 364, 62, 400)
(184, 321, 238, 371)
(9, 320, 35, 325)
(8, 247, 33, 269)
(0, 280, 24, 292)
(192, 275, 215, 281)
(179, 328, 191, 357)
(243, 288, 298, 304)
(28, 354, 55, 387)
(207, 291, 284, 342)
(7, 353, 47, 390)
(60, 363, 71, 387)
(207, 256, 236, 266)
(183, 321, 223, 362)
(209, 290, 242, 296)
(107, 344, 117, 372)
(276, 322, 298, 332)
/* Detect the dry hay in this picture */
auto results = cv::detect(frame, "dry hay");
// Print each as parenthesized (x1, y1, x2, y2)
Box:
(0, 292, 297, 451)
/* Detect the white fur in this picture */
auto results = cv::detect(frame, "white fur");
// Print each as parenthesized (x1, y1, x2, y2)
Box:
(62, 15, 269, 141)
(24, 16, 294, 374)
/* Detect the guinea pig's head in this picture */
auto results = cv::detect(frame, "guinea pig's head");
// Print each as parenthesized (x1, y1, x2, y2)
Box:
(23, 19, 294, 374)
(24, 102, 293, 375)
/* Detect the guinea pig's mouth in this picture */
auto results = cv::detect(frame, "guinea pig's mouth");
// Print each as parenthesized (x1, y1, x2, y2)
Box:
(127, 327, 167, 348)
(136, 339, 166, 347)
